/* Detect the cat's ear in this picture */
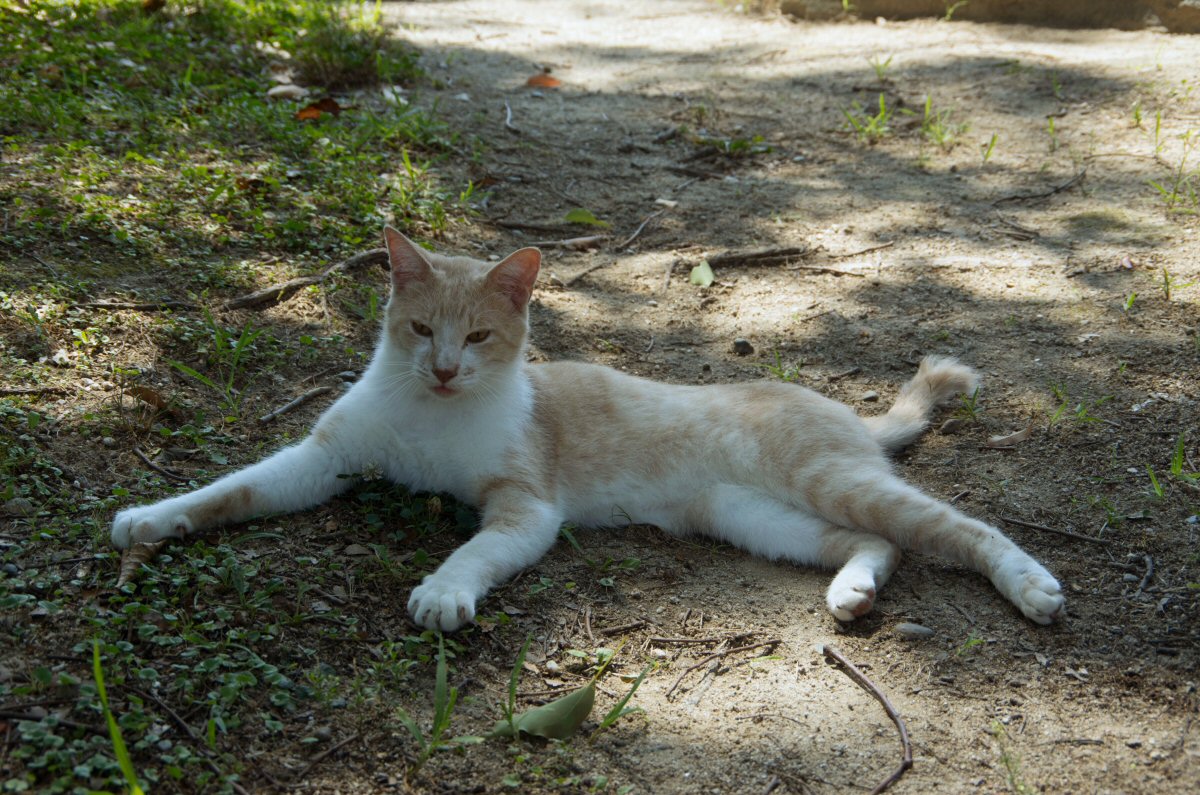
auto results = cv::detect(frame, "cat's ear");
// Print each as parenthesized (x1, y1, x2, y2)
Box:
(487, 248, 541, 311)
(383, 226, 433, 290)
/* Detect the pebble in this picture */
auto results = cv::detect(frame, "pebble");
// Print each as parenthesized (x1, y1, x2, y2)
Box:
(894, 622, 935, 640)
(1187, 515, 1198, 524)
(102, 436, 116, 448)
(2, 563, 20, 576)
(313, 725, 333, 741)
(860, 390, 879, 402)
(939, 418, 965, 435)
(4, 497, 34, 517)
(732, 338, 754, 356)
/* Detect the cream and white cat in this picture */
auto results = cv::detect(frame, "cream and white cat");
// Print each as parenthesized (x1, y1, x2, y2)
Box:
(112, 227, 1065, 631)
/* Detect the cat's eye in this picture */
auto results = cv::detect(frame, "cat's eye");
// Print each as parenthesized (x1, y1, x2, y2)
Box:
(411, 321, 433, 337)
(466, 330, 490, 344)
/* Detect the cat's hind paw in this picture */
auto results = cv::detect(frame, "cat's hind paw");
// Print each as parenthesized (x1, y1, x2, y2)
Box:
(111, 505, 192, 549)
(408, 580, 477, 632)
(1013, 573, 1065, 625)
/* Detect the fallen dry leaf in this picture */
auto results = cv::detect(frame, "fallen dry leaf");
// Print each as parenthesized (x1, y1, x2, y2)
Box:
(126, 385, 168, 410)
(526, 73, 562, 89)
(984, 425, 1032, 448)
(116, 540, 167, 587)
(295, 97, 346, 121)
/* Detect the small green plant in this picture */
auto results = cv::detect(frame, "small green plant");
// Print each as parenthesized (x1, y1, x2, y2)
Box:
(943, 1, 968, 21)
(991, 720, 1039, 794)
(1123, 292, 1137, 312)
(1132, 101, 1143, 128)
(868, 54, 894, 82)
(592, 665, 651, 739)
(394, 634, 480, 771)
(1170, 434, 1200, 482)
(1152, 110, 1166, 158)
(93, 641, 146, 795)
(1045, 116, 1058, 152)
(955, 387, 983, 422)
(1048, 386, 1110, 426)
(1159, 267, 1196, 300)
(981, 133, 999, 164)
(843, 93, 894, 144)
(1146, 466, 1165, 499)
(1049, 71, 1064, 101)
(921, 96, 969, 151)
(168, 310, 264, 419)
(1148, 130, 1199, 214)
(754, 348, 803, 383)
(955, 630, 984, 657)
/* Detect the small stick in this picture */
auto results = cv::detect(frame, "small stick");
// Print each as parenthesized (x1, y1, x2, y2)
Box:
(999, 516, 1110, 545)
(564, 258, 612, 287)
(1135, 554, 1155, 597)
(490, 219, 578, 233)
(222, 249, 388, 311)
(949, 489, 970, 505)
(827, 366, 861, 382)
(259, 385, 334, 424)
(75, 300, 198, 311)
(643, 335, 655, 354)
(666, 639, 781, 699)
(821, 644, 912, 795)
(992, 169, 1087, 205)
(0, 386, 70, 396)
(503, 100, 520, 134)
(763, 776, 782, 795)
(529, 235, 607, 251)
(290, 733, 359, 784)
(791, 264, 867, 278)
(707, 246, 810, 267)
(616, 208, 667, 249)
(584, 607, 595, 644)
(133, 446, 191, 483)
(665, 164, 724, 179)
(649, 637, 720, 645)
(827, 240, 894, 259)
(598, 620, 647, 636)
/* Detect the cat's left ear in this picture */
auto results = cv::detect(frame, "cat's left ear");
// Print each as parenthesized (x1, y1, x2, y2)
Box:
(487, 248, 541, 311)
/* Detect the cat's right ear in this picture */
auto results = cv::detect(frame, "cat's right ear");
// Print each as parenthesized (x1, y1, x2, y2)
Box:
(383, 226, 433, 290)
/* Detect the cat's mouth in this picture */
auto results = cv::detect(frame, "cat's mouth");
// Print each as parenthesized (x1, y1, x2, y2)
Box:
(432, 385, 458, 397)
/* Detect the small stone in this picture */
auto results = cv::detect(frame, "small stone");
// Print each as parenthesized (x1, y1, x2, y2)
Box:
(894, 622, 935, 640)
(1186, 515, 1198, 524)
(859, 390, 879, 402)
(732, 338, 754, 356)
(1126, 739, 1142, 749)
(313, 725, 333, 741)
(102, 436, 116, 448)
(2, 563, 20, 576)
(330, 698, 347, 709)
(4, 497, 34, 517)
(939, 418, 965, 435)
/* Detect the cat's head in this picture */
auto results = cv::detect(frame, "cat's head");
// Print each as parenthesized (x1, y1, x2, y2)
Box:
(379, 226, 540, 400)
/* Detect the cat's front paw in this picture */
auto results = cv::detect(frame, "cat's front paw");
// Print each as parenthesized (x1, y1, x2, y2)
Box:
(826, 575, 877, 622)
(1013, 572, 1065, 625)
(111, 504, 193, 549)
(408, 578, 477, 632)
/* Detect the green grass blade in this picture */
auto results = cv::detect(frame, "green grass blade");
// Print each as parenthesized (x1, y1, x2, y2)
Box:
(93, 641, 145, 795)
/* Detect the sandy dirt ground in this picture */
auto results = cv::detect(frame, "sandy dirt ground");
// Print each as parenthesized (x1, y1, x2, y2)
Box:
(359, 2, 1200, 793)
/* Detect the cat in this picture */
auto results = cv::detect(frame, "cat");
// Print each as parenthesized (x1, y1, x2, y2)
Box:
(112, 227, 1066, 631)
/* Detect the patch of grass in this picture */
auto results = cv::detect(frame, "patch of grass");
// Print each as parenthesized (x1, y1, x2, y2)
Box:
(1148, 130, 1199, 214)
(920, 96, 969, 152)
(981, 132, 999, 164)
(868, 54, 894, 82)
(753, 348, 804, 383)
(991, 720, 1040, 794)
(954, 387, 983, 422)
(843, 93, 894, 144)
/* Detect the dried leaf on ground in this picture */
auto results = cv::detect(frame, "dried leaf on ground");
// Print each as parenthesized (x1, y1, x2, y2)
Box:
(295, 97, 347, 121)
(116, 541, 167, 587)
(526, 73, 562, 88)
(985, 425, 1033, 448)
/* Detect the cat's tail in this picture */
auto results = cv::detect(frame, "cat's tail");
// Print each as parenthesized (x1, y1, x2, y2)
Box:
(864, 356, 979, 454)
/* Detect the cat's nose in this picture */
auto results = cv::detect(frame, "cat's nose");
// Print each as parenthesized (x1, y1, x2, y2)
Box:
(433, 366, 459, 384)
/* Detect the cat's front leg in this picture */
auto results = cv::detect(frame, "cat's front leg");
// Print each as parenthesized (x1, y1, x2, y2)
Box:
(111, 436, 355, 548)
(409, 485, 562, 631)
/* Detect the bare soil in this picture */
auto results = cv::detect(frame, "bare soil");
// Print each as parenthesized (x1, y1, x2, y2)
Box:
(8, 1, 1200, 793)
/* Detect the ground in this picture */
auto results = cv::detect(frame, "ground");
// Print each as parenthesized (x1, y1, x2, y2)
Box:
(2, 1, 1199, 793)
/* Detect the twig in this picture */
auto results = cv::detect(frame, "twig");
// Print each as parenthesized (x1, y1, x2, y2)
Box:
(290, 733, 359, 784)
(503, 100, 520, 134)
(949, 489, 970, 505)
(0, 386, 70, 396)
(827, 240, 894, 259)
(124, 686, 251, 795)
(564, 258, 612, 287)
(665, 639, 781, 699)
(821, 644, 912, 795)
(649, 636, 720, 645)
(991, 169, 1087, 205)
(222, 249, 389, 311)
(490, 219, 579, 234)
(999, 516, 1110, 546)
(616, 209, 667, 249)
(1135, 554, 1155, 597)
(528, 235, 607, 251)
(584, 607, 595, 644)
(791, 264, 867, 278)
(598, 620, 646, 636)
(665, 164, 724, 179)
(133, 446, 191, 483)
(763, 776, 782, 795)
(827, 366, 861, 382)
(259, 385, 334, 424)
(707, 246, 810, 268)
(75, 300, 199, 311)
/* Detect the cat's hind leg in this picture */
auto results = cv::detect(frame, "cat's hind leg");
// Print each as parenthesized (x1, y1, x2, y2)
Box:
(678, 484, 900, 621)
